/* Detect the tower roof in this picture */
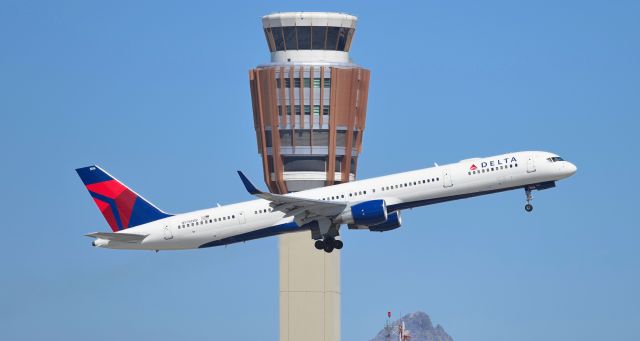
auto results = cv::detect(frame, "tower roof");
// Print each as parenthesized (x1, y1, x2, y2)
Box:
(262, 12, 357, 29)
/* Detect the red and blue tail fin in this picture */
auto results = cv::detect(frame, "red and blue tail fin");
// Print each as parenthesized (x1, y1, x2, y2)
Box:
(76, 165, 172, 232)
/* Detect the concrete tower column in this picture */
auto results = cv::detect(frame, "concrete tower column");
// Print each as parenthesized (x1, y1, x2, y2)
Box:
(248, 12, 370, 341)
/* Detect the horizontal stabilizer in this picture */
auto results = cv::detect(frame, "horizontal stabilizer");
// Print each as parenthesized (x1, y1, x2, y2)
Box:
(85, 232, 148, 243)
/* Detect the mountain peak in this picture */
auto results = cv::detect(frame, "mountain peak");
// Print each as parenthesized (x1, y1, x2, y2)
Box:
(369, 311, 453, 341)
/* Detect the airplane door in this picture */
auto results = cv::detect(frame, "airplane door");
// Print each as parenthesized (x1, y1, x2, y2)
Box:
(443, 169, 453, 188)
(237, 211, 246, 224)
(163, 225, 173, 240)
(527, 157, 536, 173)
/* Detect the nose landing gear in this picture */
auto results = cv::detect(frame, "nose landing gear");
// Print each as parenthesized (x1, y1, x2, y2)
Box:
(314, 237, 343, 253)
(524, 187, 534, 212)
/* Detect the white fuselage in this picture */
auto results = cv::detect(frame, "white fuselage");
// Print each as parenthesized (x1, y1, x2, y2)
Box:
(93, 151, 576, 251)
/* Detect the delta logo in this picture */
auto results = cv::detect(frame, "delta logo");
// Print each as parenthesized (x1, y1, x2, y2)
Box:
(470, 157, 518, 171)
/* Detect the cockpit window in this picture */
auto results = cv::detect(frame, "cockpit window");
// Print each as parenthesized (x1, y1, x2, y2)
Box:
(547, 156, 565, 162)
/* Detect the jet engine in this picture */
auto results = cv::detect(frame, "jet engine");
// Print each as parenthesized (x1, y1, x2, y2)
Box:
(369, 211, 402, 232)
(348, 211, 402, 232)
(336, 199, 388, 226)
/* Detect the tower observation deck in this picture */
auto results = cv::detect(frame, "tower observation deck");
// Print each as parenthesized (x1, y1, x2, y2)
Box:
(249, 12, 370, 193)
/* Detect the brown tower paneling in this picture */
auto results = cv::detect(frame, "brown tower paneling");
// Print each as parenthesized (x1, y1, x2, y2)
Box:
(249, 66, 370, 193)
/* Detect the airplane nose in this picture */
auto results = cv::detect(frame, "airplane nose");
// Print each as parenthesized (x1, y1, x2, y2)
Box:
(564, 162, 577, 177)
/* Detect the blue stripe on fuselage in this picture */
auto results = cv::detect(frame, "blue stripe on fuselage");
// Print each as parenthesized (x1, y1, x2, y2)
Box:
(198, 221, 304, 248)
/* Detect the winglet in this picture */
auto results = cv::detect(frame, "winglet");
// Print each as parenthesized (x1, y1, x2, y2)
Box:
(237, 171, 262, 195)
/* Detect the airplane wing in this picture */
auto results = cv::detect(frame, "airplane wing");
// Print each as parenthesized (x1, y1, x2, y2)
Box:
(237, 171, 346, 226)
(85, 232, 148, 243)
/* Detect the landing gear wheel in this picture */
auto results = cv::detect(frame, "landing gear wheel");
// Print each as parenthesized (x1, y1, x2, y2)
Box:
(322, 237, 336, 253)
(314, 240, 325, 250)
(333, 239, 343, 250)
(324, 243, 335, 253)
(524, 187, 534, 213)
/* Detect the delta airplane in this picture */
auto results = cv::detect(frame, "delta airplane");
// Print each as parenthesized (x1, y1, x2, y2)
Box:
(77, 151, 576, 253)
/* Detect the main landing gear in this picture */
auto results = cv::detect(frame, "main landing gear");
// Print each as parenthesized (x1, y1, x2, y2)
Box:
(524, 187, 534, 212)
(314, 237, 343, 253)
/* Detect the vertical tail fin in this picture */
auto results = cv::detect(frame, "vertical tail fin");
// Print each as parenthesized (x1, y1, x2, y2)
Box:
(76, 165, 172, 232)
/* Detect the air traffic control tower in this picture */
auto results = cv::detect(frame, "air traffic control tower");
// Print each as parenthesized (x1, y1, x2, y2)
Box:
(248, 12, 370, 341)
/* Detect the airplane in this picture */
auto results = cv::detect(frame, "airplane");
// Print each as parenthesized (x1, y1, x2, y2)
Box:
(77, 151, 576, 253)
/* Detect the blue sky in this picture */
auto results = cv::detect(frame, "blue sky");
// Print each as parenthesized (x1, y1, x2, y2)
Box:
(1, 0, 638, 340)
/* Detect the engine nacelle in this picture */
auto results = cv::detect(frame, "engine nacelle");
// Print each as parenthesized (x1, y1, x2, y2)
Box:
(347, 212, 402, 232)
(337, 199, 388, 226)
(369, 212, 402, 232)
